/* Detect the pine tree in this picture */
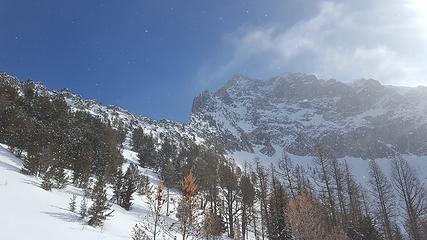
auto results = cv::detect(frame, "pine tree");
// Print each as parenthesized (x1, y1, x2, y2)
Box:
(349, 216, 383, 240)
(133, 128, 157, 168)
(193, 150, 219, 213)
(267, 171, 292, 240)
(158, 139, 177, 216)
(239, 170, 256, 239)
(122, 164, 138, 210)
(21, 154, 40, 176)
(136, 174, 150, 195)
(69, 194, 77, 212)
(79, 197, 88, 219)
(87, 179, 114, 227)
(53, 167, 68, 189)
(112, 167, 124, 205)
(41, 168, 55, 191)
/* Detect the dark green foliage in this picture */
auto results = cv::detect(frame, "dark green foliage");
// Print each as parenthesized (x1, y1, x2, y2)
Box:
(347, 216, 383, 240)
(112, 167, 124, 204)
(53, 167, 68, 189)
(87, 179, 114, 227)
(158, 138, 176, 173)
(22, 154, 41, 176)
(0, 76, 123, 188)
(111, 164, 139, 210)
(69, 194, 77, 212)
(121, 164, 139, 210)
(79, 197, 88, 219)
(41, 168, 55, 191)
(267, 173, 292, 240)
(239, 172, 256, 238)
(132, 128, 157, 168)
(136, 173, 150, 195)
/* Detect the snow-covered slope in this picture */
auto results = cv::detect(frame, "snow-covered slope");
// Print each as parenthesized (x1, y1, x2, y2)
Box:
(0, 144, 180, 240)
(1, 141, 427, 239)
(190, 73, 427, 160)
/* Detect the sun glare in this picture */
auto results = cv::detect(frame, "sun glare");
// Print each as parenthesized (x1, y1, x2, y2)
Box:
(408, 0, 427, 27)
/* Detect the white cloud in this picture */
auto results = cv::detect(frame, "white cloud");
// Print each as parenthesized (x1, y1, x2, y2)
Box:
(201, 0, 427, 87)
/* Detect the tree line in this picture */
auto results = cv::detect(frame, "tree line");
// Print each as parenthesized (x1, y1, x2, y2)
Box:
(132, 127, 427, 240)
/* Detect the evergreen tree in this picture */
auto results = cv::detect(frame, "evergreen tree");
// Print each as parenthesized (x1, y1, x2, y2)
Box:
(133, 128, 157, 168)
(158, 138, 176, 172)
(69, 194, 77, 212)
(132, 128, 145, 152)
(267, 172, 292, 240)
(87, 179, 114, 227)
(121, 164, 138, 210)
(53, 167, 68, 189)
(239, 170, 256, 239)
(348, 216, 383, 240)
(79, 197, 88, 219)
(41, 168, 55, 191)
(194, 150, 220, 212)
(112, 167, 124, 205)
(136, 174, 150, 195)
(158, 138, 177, 216)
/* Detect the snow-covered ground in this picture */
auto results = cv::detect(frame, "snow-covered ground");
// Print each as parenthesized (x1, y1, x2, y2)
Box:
(0, 144, 181, 240)
(1, 140, 427, 240)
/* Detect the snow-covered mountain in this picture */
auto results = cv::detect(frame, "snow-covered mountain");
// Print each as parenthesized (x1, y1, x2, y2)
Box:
(4, 72, 427, 162)
(190, 73, 427, 160)
(3, 72, 427, 240)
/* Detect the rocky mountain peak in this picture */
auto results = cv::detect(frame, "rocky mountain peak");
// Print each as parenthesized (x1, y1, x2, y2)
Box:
(190, 73, 427, 159)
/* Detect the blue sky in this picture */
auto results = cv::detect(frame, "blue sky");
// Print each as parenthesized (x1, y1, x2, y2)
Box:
(1, 0, 426, 122)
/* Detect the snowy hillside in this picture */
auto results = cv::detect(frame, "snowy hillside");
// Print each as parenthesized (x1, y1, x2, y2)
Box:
(0, 144, 181, 240)
(2, 142, 427, 239)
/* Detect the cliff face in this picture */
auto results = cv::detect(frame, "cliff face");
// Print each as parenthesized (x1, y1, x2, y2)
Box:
(190, 73, 427, 159)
